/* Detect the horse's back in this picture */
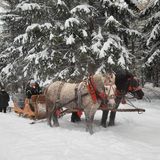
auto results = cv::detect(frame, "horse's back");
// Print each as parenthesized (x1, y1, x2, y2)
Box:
(45, 81, 78, 105)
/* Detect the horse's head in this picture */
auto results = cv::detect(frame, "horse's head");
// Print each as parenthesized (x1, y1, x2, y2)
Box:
(127, 76, 144, 99)
(91, 73, 116, 107)
(115, 70, 144, 100)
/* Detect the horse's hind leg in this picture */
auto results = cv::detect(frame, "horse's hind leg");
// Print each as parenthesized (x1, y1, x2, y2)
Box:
(47, 103, 59, 127)
(52, 110, 59, 127)
(46, 103, 53, 127)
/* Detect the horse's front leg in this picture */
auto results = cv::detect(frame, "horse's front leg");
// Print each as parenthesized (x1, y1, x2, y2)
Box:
(101, 110, 109, 128)
(85, 114, 94, 135)
(108, 97, 121, 126)
(108, 111, 116, 126)
(84, 103, 99, 135)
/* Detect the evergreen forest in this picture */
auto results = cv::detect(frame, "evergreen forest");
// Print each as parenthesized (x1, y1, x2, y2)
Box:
(0, 0, 159, 91)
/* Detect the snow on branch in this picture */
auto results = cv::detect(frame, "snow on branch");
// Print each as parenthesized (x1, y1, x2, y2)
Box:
(65, 34, 75, 45)
(103, 0, 128, 9)
(26, 23, 41, 33)
(91, 28, 103, 54)
(1, 63, 13, 77)
(105, 16, 122, 27)
(145, 49, 160, 65)
(65, 17, 80, 29)
(99, 34, 121, 58)
(15, 2, 41, 11)
(57, 0, 67, 7)
(147, 22, 160, 46)
(71, 4, 97, 16)
(14, 33, 28, 44)
(103, 0, 135, 17)
(120, 28, 142, 37)
(147, 11, 160, 25)
(79, 44, 89, 53)
(14, 23, 53, 44)
(26, 23, 52, 33)
(141, 0, 160, 16)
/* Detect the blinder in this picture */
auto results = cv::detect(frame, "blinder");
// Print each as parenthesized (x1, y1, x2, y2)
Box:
(128, 77, 141, 92)
(127, 77, 144, 99)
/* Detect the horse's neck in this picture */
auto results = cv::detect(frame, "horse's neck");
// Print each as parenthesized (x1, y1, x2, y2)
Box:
(115, 76, 128, 93)
(92, 74, 104, 89)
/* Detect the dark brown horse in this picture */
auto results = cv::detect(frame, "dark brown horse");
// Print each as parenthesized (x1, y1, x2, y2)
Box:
(45, 73, 116, 134)
(101, 70, 144, 128)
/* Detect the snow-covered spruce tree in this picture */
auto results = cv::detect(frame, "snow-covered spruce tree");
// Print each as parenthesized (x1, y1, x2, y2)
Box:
(0, 0, 144, 90)
(140, 0, 160, 86)
(95, 0, 142, 73)
(61, 3, 99, 81)
(0, 0, 100, 87)
(0, 0, 61, 89)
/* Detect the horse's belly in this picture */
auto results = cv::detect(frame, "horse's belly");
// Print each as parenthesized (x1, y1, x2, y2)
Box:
(59, 83, 77, 107)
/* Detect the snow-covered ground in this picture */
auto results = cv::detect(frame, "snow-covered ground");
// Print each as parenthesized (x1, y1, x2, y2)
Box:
(0, 84, 160, 160)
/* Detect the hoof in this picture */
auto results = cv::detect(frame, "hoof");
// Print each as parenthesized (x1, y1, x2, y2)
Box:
(89, 129, 94, 135)
(101, 123, 107, 128)
(71, 118, 81, 123)
(108, 121, 115, 126)
(54, 123, 60, 127)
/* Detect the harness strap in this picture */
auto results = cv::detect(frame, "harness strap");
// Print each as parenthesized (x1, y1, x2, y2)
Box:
(55, 82, 88, 110)
(87, 75, 109, 103)
(87, 76, 97, 103)
(75, 83, 79, 107)
(56, 82, 65, 104)
(128, 86, 142, 92)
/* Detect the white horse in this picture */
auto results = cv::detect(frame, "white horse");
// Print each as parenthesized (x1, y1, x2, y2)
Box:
(45, 73, 116, 134)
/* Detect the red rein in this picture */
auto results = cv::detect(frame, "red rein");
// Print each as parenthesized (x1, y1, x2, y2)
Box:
(87, 76, 108, 104)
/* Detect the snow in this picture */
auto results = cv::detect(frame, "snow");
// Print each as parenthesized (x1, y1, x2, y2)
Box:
(118, 53, 126, 66)
(71, 4, 95, 15)
(99, 35, 121, 58)
(147, 22, 160, 46)
(79, 44, 88, 53)
(82, 29, 88, 37)
(57, 0, 66, 6)
(64, 18, 80, 29)
(91, 28, 103, 54)
(0, 2, 8, 32)
(26, 24, 41, 33)
(1, 63, 13, 76)
(66, 34, 75, 45)
(105, 16, 121, 26)
(15, 2, 41, 11)
(145, 49, 160, 65)
(103, 0, 128, 9)
(14, 33, 28, 44)
(0, 85, 160, 160)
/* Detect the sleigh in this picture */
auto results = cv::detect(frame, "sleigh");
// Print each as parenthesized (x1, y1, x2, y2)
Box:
(13, 94, 46, 119)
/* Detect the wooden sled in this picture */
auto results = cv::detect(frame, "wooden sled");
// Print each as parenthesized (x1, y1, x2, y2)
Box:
(31, 95, 46, 119)
(13, 94, 46, 119)
(13, 101, 24, 116)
